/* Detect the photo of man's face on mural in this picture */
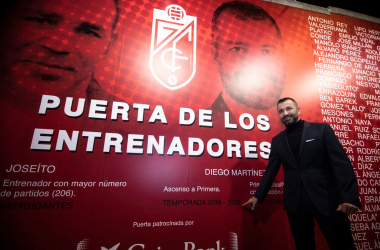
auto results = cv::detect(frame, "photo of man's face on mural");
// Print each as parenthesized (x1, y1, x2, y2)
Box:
(0, 0, 119, 105)
(211, 1, 286, 111)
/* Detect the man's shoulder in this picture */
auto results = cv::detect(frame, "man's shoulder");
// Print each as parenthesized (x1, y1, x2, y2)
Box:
(209, 92, 231, 113)
(209, 92, 237, 125)
(303, 121, 334, 137)
(305, 121, 330, 129)
(271, 121, 331, 140)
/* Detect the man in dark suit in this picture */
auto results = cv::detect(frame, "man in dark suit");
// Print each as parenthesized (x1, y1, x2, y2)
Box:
(243, 97, 361, 250)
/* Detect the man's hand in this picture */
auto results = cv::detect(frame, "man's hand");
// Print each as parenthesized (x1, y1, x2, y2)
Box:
(242, 196, 259, 210)
(336, 203, 359, 213)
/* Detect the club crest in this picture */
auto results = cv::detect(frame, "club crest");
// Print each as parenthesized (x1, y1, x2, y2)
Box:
(150, 5, 197, 90)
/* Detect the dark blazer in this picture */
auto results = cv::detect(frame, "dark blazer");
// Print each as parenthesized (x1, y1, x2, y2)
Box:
(254, 121, 361, 216)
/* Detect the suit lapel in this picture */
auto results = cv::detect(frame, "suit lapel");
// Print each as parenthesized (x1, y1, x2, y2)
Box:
(298, 121, 311, 160)
(279, 131, 298, 165)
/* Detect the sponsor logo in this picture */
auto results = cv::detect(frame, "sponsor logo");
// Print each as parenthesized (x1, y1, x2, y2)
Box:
(78, 239, 229, 250)
(101, 243, 120, 250)
(127, 241, 225, 250)
(150, 5, 197, 90)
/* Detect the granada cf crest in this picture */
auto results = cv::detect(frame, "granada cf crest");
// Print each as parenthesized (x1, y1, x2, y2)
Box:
(150, 5, 197, 90)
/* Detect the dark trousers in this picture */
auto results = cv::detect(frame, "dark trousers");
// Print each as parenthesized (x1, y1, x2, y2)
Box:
(287, 187, 355, 250)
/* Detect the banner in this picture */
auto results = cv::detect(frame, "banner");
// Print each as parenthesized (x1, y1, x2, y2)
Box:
(0, 0, 379, 249)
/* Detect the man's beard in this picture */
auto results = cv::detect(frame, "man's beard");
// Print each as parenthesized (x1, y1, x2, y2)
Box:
(281, 113, 299, 126)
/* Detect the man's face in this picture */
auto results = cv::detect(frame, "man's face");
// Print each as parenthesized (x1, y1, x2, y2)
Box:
(213, 12, 285, 110)
(0, 0, 116, 99)
(277, 100, 300, 126)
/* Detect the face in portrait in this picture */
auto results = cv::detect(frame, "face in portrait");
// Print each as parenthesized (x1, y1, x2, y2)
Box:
(0, 0, 119, 104)
(212, 1, 286, 110)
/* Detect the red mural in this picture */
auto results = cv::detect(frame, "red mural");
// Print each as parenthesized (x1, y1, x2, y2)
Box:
(0, 0, 379, 249)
